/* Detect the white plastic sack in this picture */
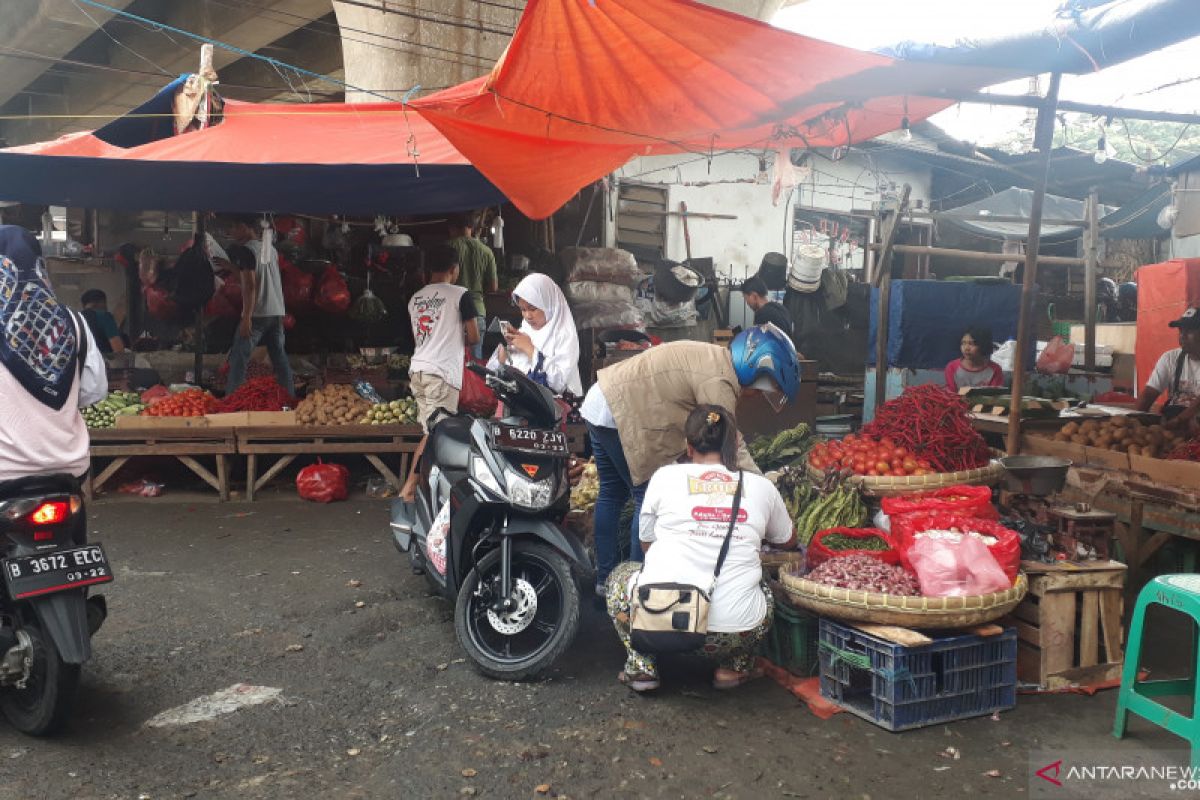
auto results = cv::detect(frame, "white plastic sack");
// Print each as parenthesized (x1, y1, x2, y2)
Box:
(633, 277, 697, 328)
(560, 247, 642, 285)
(566, 280, 635, 304)
(572, 300, 644, 330)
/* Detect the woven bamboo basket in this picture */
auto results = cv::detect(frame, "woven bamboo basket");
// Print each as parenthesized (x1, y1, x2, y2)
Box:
(760, 550, 806, 578)
(805, 459, 1005, 497)
(778, 563, 1027, 628)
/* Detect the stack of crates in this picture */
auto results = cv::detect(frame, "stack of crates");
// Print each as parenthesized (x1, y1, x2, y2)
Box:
(818, 619, 1017, 731)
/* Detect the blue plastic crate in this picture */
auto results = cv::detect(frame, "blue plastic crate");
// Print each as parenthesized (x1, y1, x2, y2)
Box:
(818, 618, 1017, 731)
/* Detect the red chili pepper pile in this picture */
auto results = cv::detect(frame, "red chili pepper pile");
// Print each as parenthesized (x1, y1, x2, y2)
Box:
(215, 376, 295, 413)
(1168, 438, 1200, 461)
(861, 385, 991, 473)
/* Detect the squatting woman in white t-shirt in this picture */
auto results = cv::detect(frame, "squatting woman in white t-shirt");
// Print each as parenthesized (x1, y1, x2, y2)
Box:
(605, 405, 797, 693)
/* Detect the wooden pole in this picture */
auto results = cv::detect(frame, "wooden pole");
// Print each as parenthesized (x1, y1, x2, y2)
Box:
(1006, 72, 1062, 456)
(1084, 187, 1100, 371)
(873, 184, 912, 413)
(937, 90, 1200, 126)
(192, 211, 206, 388)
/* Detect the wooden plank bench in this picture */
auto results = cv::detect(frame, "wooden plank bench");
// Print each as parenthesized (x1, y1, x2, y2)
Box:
(87, 427, 238, 501)
(1003, 559, 1126, 690)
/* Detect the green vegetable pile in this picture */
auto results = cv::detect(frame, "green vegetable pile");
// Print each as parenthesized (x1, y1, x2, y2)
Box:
(749, 423, 812, 471)
(794, 479, 867, 546)
(822, 533, 888, 552)
(82, 391, 144, 429)
(360, 397, 419, 425)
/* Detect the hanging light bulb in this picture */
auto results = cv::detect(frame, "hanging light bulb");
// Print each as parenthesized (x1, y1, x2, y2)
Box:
(901, 116, 913, 142)
(1094, 134, 1109, 165)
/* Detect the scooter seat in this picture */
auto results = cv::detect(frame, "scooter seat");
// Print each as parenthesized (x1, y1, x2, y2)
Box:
(429, 415, 475, 471)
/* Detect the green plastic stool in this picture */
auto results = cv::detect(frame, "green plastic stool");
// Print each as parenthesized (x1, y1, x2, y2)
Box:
(1113, 575, 1200, 768)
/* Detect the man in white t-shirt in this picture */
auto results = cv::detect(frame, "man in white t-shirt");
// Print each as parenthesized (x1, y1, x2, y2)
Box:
(219, 214, 293, 395)
(1138, 307, 1200, 430)
(400, 245, 481, 502)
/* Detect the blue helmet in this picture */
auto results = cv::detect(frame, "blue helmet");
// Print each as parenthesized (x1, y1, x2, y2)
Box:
(730, 324, 800, 406)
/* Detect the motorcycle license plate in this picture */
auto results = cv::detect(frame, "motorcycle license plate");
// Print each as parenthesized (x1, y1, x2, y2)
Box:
(2, 545, 113, 600)
(490, 424, 569, 456)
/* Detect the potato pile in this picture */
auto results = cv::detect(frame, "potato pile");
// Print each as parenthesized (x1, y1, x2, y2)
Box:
(1046, 416, 1180, 458)
(297, 384, 372, 427)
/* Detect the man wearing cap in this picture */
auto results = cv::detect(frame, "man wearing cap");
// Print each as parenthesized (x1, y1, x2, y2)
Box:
(1137, 308, 1200, 428)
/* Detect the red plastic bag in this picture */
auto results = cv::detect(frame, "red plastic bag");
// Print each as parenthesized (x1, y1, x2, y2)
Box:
(459, 351, 498, 417)
(204, 273, 242, 318)
(907, 534, 1010, 597)
(314, 264, 350, 314)
(296, 460, 350, 503)
(881, 486, 997, 521)
(1037, 335, 1074, 375)
(144, 283, 178, 321)
(281, 257, 315, 313)
(892, 512, 1021, 582)
(807, 527, 900, 570)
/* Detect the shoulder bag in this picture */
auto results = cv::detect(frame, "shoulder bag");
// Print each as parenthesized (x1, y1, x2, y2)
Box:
(629, 471, 743, 654)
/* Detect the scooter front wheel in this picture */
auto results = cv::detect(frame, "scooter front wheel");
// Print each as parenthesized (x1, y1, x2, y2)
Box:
(0, 623, 81, 736)
(454, 541, 580, 681)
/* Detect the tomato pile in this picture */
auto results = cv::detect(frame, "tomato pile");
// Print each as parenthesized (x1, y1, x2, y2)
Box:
(142, 388, 219, 417)
(808, 434, 935, 477)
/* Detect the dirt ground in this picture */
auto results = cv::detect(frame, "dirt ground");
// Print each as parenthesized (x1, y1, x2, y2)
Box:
(0, 496, 1186, 799)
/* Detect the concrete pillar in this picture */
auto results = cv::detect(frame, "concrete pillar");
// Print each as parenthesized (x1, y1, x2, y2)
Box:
(333, 0, 786, 103)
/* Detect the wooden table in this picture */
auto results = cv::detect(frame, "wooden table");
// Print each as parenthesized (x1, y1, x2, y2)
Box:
(237, 423, 592, 501)
(87, 427, 238, 501)
(237, 424, 425, 501)
(1061, 479, 1200, 607)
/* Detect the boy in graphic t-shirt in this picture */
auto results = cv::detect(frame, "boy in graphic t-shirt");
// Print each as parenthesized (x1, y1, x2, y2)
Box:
(400, 244, 480, 502)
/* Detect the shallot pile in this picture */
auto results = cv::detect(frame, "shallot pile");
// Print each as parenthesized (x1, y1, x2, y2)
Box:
(807, 554, 920, 596)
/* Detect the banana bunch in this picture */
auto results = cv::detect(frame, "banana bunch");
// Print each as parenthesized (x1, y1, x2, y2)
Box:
(82, 390, 145, 429)
(361, 397, 420, 425)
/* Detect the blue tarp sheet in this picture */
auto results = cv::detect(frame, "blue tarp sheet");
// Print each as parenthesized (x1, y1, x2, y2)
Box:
(867, 280, 1027, 369)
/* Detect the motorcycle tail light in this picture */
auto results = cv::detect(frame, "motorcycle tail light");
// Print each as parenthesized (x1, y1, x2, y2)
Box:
(29, 501, 70, 526)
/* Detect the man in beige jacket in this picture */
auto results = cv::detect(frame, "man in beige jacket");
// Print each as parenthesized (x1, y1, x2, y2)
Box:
(580, 325, 800, 595)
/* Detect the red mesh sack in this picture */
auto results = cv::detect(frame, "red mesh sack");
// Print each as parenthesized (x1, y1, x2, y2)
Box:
(281, 257, 315, 313)
(296, 460, 350, 503)
(881, 486, 997, 521)
(204, 273, 242, 318)
(459, 351, 498, 417)
(144, 283, 178, 321)
(807, 527, 900, 570)
(314, 265, 351, 314)
(892, 512, 1021, 582)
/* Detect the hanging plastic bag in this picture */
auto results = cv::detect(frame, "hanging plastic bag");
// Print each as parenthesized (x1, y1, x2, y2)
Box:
(892, 512, 1021, 581)
(315, 264, 351, 314)
(296, 460, 350, 503)
(350, 272, 388, 322)
(459, 351, 498, 417)
(907, 534, 1011, 597)
(281, 257, 315, 313)
(1036, 336, 1074, 375)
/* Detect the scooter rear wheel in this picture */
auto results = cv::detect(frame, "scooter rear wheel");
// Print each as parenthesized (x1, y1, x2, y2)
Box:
(455, 541, 580, 681)
(0, 624, 80, 736)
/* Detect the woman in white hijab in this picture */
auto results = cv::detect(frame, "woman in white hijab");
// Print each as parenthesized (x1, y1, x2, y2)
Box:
(490, 272, 583, 396)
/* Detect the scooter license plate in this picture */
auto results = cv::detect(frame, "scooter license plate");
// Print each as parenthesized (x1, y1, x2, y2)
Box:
(490, 424, 569, 456)
(2, 545, 113, 600)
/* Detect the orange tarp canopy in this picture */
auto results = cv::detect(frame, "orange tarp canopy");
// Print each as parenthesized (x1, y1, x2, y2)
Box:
(413, 0, 1015, 219)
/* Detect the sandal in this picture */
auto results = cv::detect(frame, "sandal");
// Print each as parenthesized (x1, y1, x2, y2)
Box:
(618, 671, 660, 693)
(712, 667, 764, 690)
